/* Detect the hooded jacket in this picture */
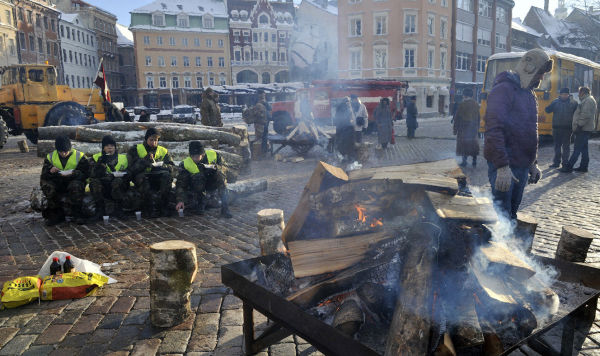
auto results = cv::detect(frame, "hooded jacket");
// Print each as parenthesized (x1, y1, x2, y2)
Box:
(484, 71, 538, 169)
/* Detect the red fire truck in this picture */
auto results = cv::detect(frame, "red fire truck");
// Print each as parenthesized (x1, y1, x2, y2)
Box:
(270, 79, 409, 134)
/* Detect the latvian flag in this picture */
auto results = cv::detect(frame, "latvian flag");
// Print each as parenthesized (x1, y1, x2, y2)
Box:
(94, 63, 111, 102)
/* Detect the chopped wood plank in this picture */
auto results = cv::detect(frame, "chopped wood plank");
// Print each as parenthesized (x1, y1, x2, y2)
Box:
(479, 241, 536, 282)
(288, 231, 390, 278)
(285, 125, 300, 140)
(349, 159, 466, 181)
(426, 191, 498, 223)
(371, 171, 459, 195)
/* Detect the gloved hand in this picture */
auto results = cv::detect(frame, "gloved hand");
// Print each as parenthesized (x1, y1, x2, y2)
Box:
(495, 165, 518, 192)
(528, 164, 542, 184)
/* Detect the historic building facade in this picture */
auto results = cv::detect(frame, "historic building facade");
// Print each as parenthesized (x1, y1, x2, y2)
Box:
(58, 12, 98, 89)
(113, 23, 137, 107)
(338, 0, 452, 116)
(0, 0, 18, 66)
(228, 0, 294, 84)
(130, 0, 231, 108)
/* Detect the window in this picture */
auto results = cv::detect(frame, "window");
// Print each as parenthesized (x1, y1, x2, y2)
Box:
(184, 76, 191, 88)
(4, 10, 10, 25)
(441, 0, 448, 6)
(349, 16, 362, 37)
(477, 29, 491, 46)
(194, 38, 200, 47)
(60, 25, 64, 37)
(69, 50, 72, 62)
(427, 15, 435, 36)
(440, 18, 447, 39)
(153, 13, 164, 26)
(428, 48, 434, 69)
(182, 38, 188, 47)
(456, 23, 473, 42)
(220, 74, 226, 86)
(404, 48, 415, 68)
(27, 10, 32, 24)
(264, 32, 268, 42)
(158, 56, 165, 66)
(9, 39, 15, 56)
(77, 31, 80, 42)
(207, 57, 213, 67)
(458, 0, 472, 12)
(65, 75, 69, 86)
(19, 33, 25, 50)
(477, 55, 488, 72)
(183, 56, 190, 67)
(172, 76, 179, 88)
(146, 76, 154, 88)
(374, 46, 387, 69)
(28, 35, 35, 51)
(195, 56, 201, 66)
(374, 13, 387, 35)
(259, 14, 269, 24)
(159, 76, 167, 88)
(219, 57, 225, 67)
(495, 33, 506, 49)
(171, 56, 177, 66)
(496, 7, 507, 23)
(404, 14, 416, 33)
(157, 36, 163, 45)
(350, 48, 362, 70)
(440, 50, 447, 70)
(218, 39, 224, 47)
(456, 52, 472, 71)
(46, 41, 50, 55)
(44, 16, 49, 30)
(272, 33, 276, 42)
(203, 15, 214, 28)
(253, 33, 258, 42)
(206, 39, 212, 47)
(479, 0, 491, 17)
(36, 14, 40, 27)
(209, 74, 215, 85)
(244, 31, 250, 42)
(144, 36, 150, 45)
(145, 56, 152, 66)
(196, 76, 203, 88)
(169, 37, 175, 46)
(178, 16, 189, 28)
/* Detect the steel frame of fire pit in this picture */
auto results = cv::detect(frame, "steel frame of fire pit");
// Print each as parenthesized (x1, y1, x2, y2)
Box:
(221, 254, 600, 356)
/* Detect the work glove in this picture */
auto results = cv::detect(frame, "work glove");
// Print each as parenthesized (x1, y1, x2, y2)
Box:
(495, 165, 518, 192)
(528, 164, 542, 184)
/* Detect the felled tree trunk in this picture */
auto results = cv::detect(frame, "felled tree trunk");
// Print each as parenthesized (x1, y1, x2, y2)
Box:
(257, 209, 285, 256)
(75, 127, 145, 142)
(556, 226, 594, 262)
(516, 213, 538, 253)
(149, 240, 198, 327)
(38, 126, 78, 140)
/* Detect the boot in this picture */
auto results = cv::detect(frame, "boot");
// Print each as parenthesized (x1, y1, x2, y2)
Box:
(194, 194, 207, 215)
(459, 156, 467, 167)
(219, 189, 233, 219)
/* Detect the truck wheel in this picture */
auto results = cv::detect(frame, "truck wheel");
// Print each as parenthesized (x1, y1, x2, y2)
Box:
(0, 118, 8, 149)
(24, 130, 38, 144)
(272, 111, 294, 135)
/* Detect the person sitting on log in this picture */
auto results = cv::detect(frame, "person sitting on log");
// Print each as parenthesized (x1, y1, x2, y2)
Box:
(89, 135, 130, 219)
(40, 135, 89, 226)
(127, 128, 175, 217)
(175, 141, 232, 218)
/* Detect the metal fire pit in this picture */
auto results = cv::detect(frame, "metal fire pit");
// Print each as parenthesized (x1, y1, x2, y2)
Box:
(221, 254, 600, 356)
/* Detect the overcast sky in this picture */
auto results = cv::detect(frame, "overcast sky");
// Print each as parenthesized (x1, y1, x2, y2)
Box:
(84, 0, 558, 27)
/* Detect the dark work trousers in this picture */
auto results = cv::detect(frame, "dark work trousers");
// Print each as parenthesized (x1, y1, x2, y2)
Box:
(552, 128, 572, 166)
(261, 122, 269, 153)
(566, 131, 590, 170)
(355, 130, 363, 143)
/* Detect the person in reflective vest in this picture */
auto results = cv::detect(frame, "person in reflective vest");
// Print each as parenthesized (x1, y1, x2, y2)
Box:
(89, 135, 131, 218)
(40, 135, 89, 226)
(127, 128, 175, 217)
(175, 141, 232, 218)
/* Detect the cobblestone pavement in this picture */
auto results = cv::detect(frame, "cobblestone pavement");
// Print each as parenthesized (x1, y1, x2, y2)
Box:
(0, 117, 600, 355)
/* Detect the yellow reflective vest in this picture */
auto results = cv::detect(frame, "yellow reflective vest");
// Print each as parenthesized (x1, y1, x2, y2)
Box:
(47, 149, 83, 171)
(136, 144, 168, 172)
(183, 150, 217, 175)
(92, 153, 128, 172)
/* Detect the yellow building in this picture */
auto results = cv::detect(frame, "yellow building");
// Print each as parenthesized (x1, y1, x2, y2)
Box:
(130, 0, 231, 108)
(0, 0, 18, 67)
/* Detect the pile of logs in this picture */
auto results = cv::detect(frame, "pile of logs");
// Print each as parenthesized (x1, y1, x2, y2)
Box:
(36, 122, 250, 182)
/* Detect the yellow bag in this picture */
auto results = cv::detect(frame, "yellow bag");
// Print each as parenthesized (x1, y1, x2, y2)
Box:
(1, 276, 42, 309)
(41, 271, 108, 301)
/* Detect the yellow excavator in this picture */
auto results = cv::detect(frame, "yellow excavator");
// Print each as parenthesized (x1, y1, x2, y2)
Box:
(0, 64, 106, 147)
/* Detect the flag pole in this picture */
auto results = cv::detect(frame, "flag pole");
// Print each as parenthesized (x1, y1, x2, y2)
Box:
(87, 57, 104, 107)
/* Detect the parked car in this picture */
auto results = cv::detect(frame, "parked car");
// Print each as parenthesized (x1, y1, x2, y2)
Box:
(219, 103, 244, 113)
(172, 105, 198, 124)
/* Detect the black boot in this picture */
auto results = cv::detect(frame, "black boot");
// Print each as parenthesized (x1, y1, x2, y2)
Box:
(219, 189, 232, 219)
(194, 194, 207, 215)
(459, 156, 467, 167)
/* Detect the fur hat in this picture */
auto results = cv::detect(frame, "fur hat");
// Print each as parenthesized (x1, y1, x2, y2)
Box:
(144, 128, 160, 141)
(560, 87, 570, 94)
(515, 49, 552, 89)
(55, 135, 71, 152)
(189, 141, 204, 156)
(101, 135, 117, 150)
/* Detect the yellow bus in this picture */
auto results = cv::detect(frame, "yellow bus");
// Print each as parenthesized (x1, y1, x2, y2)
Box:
(480, 50, 600, 135)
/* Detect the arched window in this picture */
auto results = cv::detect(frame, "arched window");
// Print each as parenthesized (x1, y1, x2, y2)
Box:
(259, 14, 269, 24)
(261, 72, 270, 84)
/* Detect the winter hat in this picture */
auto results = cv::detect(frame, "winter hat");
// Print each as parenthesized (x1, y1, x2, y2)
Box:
(189, 141, 205, 155)
(463, 88, 474, 97)
(144, 127, 160, 141)
(350, 94, 358, 100)
(560, 88, 570, 94)
(102, 135, 117, 150)
(55, 135, 72, 152)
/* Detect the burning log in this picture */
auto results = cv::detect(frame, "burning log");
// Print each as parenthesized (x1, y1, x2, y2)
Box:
(425, 191, 498, 223)
(555, 225, 594, 262)
(357, 282, 395, 323)
(385, 222, 441, 356)
(309, 180, 404, 212)
(478, 241, 536, 282)
(332, 299, 364, 337)
(448, 296, 484, 352)
(348, 158, 466, 183)
(330, 215, 383, 238)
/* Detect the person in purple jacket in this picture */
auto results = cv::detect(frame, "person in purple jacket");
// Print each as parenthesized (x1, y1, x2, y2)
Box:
(484, 49, 553, 220)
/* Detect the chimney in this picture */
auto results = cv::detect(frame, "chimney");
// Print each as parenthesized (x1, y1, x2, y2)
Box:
(544, 0, 549, 12)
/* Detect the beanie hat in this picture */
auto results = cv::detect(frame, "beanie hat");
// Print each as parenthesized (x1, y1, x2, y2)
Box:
(463, 88, 474, 97)
(145, 128, 160, 141)
(101, 135, 117, 150)
(55, 135, 71, 152)
(189, 141, 204, 155)
(560, 87, 570, 94)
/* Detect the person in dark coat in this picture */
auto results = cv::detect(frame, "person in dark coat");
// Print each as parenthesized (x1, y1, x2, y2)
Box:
(374, 97, 393, 148)
(40, 136, 89, 225)
(484, 48, 552, 219)
(406, 96, 418, 138)
(121, 108, 132, 122)
(138, 110, 150, 122)
(334, 97, 356, 161)
(103, 101, 124, 122)
(453, 88, 480, 167)
(545, 88, 577, 168)
(200, 88, 223, 127)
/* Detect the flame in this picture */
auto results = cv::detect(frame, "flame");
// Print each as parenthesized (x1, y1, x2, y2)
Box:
(317, 291, 353, 307)
(370, 218, 383, 227)
(355, 204, 367, 223)
(277, 244, 289, 256)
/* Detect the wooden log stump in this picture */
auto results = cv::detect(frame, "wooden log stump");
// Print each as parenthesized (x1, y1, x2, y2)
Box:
(257, 209, 285, 255)
(555, 226, 594, 262)
(150, 240, 198, 327)
(251, 141, 265, 160)
(17, 139, 29, 153)
(516, 213, 538, 254)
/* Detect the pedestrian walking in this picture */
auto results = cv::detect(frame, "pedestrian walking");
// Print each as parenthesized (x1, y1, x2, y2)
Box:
(545, 88, 577, 168)
(453, 88, 480, 167)
(334, 97, 357, 161)
(561, 86, 597, 173)
(484, 48, 552, 219)
(350, 94, 368, 142)
(374, 97, 393, 149)
(406, 94, 418, 138)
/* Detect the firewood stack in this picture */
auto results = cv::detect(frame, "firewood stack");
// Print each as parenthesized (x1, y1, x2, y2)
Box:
(276, 159, 558, 355)
(36, 122, 250, 182)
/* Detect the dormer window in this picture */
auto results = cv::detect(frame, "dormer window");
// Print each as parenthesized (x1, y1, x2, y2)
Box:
(240, 10, 248, 21)
(152, 12, 165, 26)
(177, 14, 189, 27)
(177, 5, 183, 10)
(259, 14, 269, 25)
(203, 14, 214, 28)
